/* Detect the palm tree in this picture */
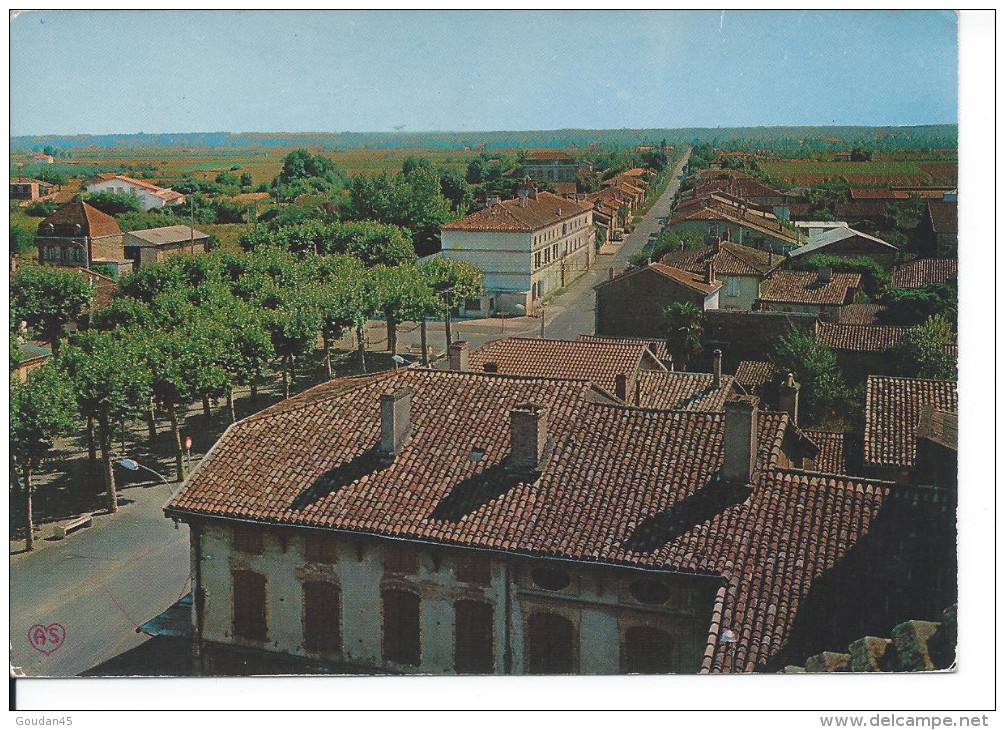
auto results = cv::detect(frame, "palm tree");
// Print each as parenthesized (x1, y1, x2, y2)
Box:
(663, 301, 703, 372)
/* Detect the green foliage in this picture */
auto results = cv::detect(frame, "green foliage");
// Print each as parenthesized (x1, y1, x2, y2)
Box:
(663, 302, 703, 371)
(418, 257, 484, 311)
(804, 177, 851, 217)
(60, 330, 152, 428)
(25, 200, 60, 217)
(10, 223, 35, 254)
(84, 190, 144, 216)
(215, 171, 240, 186)
(274, 149, 347, 198)
(791, 255, 891, 297)
(880, 281, 957, 328)
(438, 168, 473, 212)
(240, 219, 416, 266)
(890, 315, 957, 380)
(115, 208, 178, 232)
(10, 363, 77, 469)
(772, 331, 847, 425)
(11, 266, 95, 355)
(240, 172, 254, 187)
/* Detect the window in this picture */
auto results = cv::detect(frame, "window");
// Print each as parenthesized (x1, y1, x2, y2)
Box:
(534, 252, 542, 269)
(530, 567, 570, 591)
(233, 525, 263, 555)
(562, 223, 568, 235)
(382, 588, 420, 665)
(726, 277, 740, 297)
(454, 600, 493, 674)
(305, 532, 338, 563)
(383, 543, 418, 575)
(232, 569, 267, 641)
(622, 626, 675, 673)
(527, 613, 576, 673)
(303, 581, 340, 654)
(454, 555, 491, 586)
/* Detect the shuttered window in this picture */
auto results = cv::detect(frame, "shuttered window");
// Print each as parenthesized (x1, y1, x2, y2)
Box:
(382, 589, 420, 665)
(527, 613, 576, 674)
(454, 600, 493, 674)
(232, 569, 267, 642)
(303, 581, 340, 654)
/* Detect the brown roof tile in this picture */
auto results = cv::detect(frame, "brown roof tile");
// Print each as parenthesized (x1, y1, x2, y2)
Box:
(733, 360, 778, 389)
(577, 334, 668, 362)
(840, 303, 888, 325)
(863, 376, 958, 469)
(661, 241, 780, 278)
(817, 323, 909, 352)
(759, 271, 860, 306)
(634, 371, 736, 411)
(38, 202, 122, 239)
(891, 258, 958, 289)
(927, 200, 957, 235)
(802, 430, 849, 475)
(441, 192, 592, 232)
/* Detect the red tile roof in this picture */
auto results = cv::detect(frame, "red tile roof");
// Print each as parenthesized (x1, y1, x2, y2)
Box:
(576, 334, 668, 362)
(863, 376, 958, 469)
(38, 202, 123, 239)
(88, 173, 168, 194)
(634, 371, 736, 411)
(891, 258, 958, 288)
(441, 192, 592, 232)
(167, 367, 892, 672)
(840, 303, 888, 325)
(467, 337, 664, 395)
(927, 201, 957, 235)
(759, 271, 860, 306)
(661, 241, 780, 278)
(802, 430, 849, 475)
(817, 323, 910, 352)
(667, 202, 800, 245)
(733, 360, 778, 390)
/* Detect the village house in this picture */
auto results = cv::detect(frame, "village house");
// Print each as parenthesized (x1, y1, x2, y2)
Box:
(123, 225, 212, 270)
(694, 172, 791, 216)
(13, 341, 52, 383)
(32, 152, 54, 164)
(35, 202, 131, 276)
(520, 150, 591, 183)
(439, 182, 594, 315)
(787, 227, 899, 268)
(85, 173, 185, 211)
(890, 258, 958, 289)
(593, 262, 721, 340)
(9, 177, 56, 201)
(660, 239, 783, 312)
(663, 196, 801, 254)
(164, 366, 915, 675)
(919, 200, 958, 257)
(701, 309, 818, 373)
(757, 269, 861, 322)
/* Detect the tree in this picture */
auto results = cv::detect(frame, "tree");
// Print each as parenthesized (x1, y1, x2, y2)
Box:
(25, 200, 60, 217)
(439, 168, 473, 212)
(772, 331, 847, 425)
(218, 301, 275, 413)
(401, 156, 435, 176)
(880, 281, 958, 328)
(10, 364, 77, 550)
(11, 266, 94, 356)
(265, 302, 322, 398)
(10, 223, 35, 255)
(373, 264, 438, 357)
(60, 331, 152, 512)
(83, 190, 144, 216)
(240, 172, 254, 188)
(419, 258, 484, 350)
(663, 302, 703, 371)
(890, 315, 957, 380)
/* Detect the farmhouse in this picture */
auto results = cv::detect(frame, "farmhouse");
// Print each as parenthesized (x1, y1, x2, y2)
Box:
(35, 202, 130, 275)
(9, 177, 56, 201)
(85, 173, 185, 211)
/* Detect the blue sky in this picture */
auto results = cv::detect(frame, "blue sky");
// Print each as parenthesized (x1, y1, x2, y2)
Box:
(10, 10, 958, 135)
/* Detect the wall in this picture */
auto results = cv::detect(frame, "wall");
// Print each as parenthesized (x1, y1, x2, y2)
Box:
(760, 301, 841, 322)
(719, 274, 762, 311)
(595, 267, 707, 339)
(703, 309, 818, 372)
(193, 520, 719, 675)
(87, 179, 164, 211)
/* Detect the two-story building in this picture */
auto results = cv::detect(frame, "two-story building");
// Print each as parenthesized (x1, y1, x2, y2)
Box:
(757, 269, 861, 322)
(85, 173, 185, 211)
(35, 202, 131, 275)
(440, 183, 594, 315)
(660, 239, 782, 312)
(10, 177, 55, 201)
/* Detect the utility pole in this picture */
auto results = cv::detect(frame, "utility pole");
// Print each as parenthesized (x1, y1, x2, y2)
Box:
(190, 198, 196, 255)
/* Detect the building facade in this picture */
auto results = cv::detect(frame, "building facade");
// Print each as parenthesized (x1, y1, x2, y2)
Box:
(85, 173, 185, 211)
(123, 225, 212, 269)
(35, 202, 129, 275)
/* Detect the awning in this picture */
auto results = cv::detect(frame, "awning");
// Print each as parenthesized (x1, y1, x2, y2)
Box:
(137, 593, 193, 638)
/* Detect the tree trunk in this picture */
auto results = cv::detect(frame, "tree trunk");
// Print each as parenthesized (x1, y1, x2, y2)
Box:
(97, 417, 117, 514)
(227, 387, 236, 424)
(167, 401, 186, 482)
(250, 382, 258, 400)
(384, 309, 397, 355)
(282, 367, 290, 399)
(444, 308, 452, 351)
(86, 416, 97, 462)
(202, 394, 211, 419)
(420, 318, 428, 366)
(323, 334, 333, 378)
(146, 399, 157, 442)
(289, 354, 297, 393)
(23, 461, 34, 552)
(356, 326, 367, 374)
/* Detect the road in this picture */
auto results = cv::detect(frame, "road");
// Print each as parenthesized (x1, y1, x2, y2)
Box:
(10, 480, 190, 677)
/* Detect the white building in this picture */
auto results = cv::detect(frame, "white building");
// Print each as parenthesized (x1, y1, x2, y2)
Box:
(440, 183, 594, 316)
(85, 173, 185, 211)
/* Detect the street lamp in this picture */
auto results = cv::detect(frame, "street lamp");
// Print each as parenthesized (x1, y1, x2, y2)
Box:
(119, 458, 170, 485)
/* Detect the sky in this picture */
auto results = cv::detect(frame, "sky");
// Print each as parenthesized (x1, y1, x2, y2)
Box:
(9, 10, 958, 136)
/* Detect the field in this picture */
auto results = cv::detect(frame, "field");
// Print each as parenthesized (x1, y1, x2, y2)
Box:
(761, 158, 958, 187)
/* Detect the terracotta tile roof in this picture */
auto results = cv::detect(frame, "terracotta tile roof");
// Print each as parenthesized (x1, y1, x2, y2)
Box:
(88, 173, 165, 193)
(647, 263, 722, 294)
(167, 368, 893, 673)
(863, 376, 958, 469)
(661, 241, 780, 278)
(759, 271, 860, 306)
(733, 360, 777, 390)
(38, 202, 122, 239)
(576, 335, 668, 362)
(634, 371, 736, 411)
(696, 176, 784, 201)
(10, 177, 51, 186)
(441, 192, 592, 232)
(891, 258, 958, 289)
(817, 323, 909, 352)
(801, 430, 849, 475)
(552, 182, 578, 195)
(467, 337, 664, 395)
(840, 303, 887, 325)
(667, 202, 800, 245)
(927, 201, 957, 235)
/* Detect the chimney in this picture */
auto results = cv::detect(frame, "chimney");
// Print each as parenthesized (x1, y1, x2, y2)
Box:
(486, 194, 501, 207)
(379, 388, 413, 462)
(715, 237, 724, 253)
(615, 372, 628, 402)
(509, 404, 550, 472)
(705, 260, 716, 286)
(818, 266, 833, 284)
(448, 341, 469, 371)
(723, 396, 758, 485)
(778, 372, 801, 426)
(713, 349, 722, 389)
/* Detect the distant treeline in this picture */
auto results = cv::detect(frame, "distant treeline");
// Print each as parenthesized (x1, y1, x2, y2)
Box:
(11, 125, 957, 153)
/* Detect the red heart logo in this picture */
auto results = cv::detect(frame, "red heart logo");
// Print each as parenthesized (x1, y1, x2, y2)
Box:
(28, 623, 65, 656)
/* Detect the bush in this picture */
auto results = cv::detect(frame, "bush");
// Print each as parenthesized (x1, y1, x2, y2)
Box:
(83, 190, 144, 216)
(772, 331, 847, 425)
(880, 282, 957, 328)
(890, 315, 957, 379)
(25, 200, 60, 217)
(10, 223, 35, 254)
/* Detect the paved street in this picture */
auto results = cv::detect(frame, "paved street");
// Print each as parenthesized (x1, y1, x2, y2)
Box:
(10, 479, 190, 677)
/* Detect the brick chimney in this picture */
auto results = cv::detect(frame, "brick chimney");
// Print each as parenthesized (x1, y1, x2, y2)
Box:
(705, 260, 716, 286)
(818, 266, 833, 284)
(379, 388, 413, 462)
(778, 372, 801, 426)
(448, 341, 469, 371)
(509, 404, 550, 472)
(713, 349, 722, 389)
(615, 372, 628, 402)
(723, 397, 758, 485)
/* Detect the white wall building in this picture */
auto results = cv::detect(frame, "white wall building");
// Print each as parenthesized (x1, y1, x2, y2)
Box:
(85, 173, 185, 211)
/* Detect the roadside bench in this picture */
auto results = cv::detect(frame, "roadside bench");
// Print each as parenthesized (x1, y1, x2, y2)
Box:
(54, 514, 93, 540)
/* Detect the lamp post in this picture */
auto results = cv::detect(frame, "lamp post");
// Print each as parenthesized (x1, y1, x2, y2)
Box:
(119, 458, 170, 485)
